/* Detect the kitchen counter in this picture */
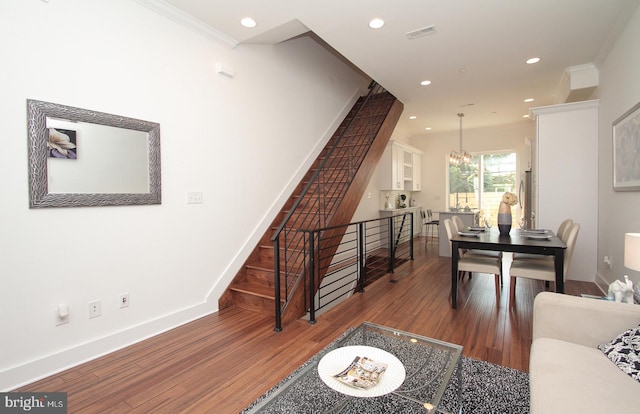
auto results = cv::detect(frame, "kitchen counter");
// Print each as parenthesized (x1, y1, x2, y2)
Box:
(379, 206, 420, 212)
(379, 206, 422, 242)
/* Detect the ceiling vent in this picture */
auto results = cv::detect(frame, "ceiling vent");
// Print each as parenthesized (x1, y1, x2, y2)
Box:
(406, 25, 436, 40)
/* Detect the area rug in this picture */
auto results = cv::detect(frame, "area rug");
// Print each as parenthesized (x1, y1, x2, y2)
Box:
(241, 329, 530, 414)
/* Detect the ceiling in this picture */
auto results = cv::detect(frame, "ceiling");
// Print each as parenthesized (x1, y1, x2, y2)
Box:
(158, 0, 640, 136)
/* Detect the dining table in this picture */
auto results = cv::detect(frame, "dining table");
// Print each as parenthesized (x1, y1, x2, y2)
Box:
(450, 228, 567, 309)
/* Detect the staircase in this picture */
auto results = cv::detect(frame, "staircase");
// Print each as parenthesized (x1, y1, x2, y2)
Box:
(219, 84, 404, 328)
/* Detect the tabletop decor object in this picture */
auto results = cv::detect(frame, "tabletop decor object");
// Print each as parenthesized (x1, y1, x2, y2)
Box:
(398, 194, 407, 208)
(624, 233, 640, 303)
(497, 192, 518, 236)
(318, 345, 405, 397)
(607, 275, 634, 304)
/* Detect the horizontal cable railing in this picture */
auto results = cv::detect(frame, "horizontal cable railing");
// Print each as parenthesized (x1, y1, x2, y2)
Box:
(300, 212, 415, 323)
(271, 82, 397, 331)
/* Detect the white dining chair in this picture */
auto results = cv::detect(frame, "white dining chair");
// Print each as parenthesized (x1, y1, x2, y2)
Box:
(452, 215, 465, 234)
(512, 218, 573, 262)
(508, 222, 580, 306)
(556, 218, 574, 242)
(451, 215, 503, 285)
(444, 218, 502, 297)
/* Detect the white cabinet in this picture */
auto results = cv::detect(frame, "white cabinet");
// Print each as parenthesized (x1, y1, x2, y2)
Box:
(379, 141, 423, 191)
(531, 100, 598, 282)
(412, 152, 422, 191)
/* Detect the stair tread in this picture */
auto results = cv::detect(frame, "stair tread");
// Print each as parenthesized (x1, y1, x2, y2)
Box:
(230, 280, 277, 298)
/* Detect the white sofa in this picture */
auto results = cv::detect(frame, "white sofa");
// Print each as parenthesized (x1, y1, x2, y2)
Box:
(530, 292, 640, 413)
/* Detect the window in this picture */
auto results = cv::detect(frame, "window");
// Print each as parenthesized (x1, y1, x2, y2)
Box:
(449, 152, 517, 227)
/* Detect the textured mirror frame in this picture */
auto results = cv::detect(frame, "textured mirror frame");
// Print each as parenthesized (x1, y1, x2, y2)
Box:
(27, 99, 161, 208)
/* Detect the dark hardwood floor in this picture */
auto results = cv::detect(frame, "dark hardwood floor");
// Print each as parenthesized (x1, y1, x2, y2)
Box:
(18, 237, 603, 413)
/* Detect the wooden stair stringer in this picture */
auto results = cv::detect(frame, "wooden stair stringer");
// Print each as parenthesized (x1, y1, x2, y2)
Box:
(219, 95, 404, 324)
(278, 98, 405, 326)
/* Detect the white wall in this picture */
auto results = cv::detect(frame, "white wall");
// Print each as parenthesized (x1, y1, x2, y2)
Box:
(595, 6, 640, 290)
(0, 0, 369, 389)
(534, 102, 599, 282)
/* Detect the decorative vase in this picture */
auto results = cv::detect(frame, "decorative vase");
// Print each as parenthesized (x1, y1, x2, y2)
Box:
(497, 201, 512, 236)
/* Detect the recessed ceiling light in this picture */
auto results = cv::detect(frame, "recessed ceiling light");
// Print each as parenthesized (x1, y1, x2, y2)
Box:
(425, 127, 432, 131)
(420, 80, 432, 86)
(369, 18, 384, 29)
(526, 57, 541, 64)
(409, 116, 417, 120)
(523, 114, 530, 118)
(524, 98, 534, 103)
(240, 17, 257, 28)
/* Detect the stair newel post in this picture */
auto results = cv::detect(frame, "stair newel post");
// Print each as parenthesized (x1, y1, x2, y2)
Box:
(357, 222, 366, 292)
(273, 236, 282, 332)
(388, 216, 395, 273)
(308, 230, 317, 324)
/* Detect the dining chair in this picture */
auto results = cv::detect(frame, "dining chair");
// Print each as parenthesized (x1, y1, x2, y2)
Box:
(512, 218, 573, 262)
(444, 218, 502, 297)
(556, 218, 574, 242)
(508, 222, 580, 306)
(452, 215, 464, 233)
(451, 215, 503, 284)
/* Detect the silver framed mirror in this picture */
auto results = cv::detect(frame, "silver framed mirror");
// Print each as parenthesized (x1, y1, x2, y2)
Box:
(27, 99, 161, 208)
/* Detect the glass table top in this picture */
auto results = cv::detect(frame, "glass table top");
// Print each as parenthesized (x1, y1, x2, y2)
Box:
(244, 322, 463, 414)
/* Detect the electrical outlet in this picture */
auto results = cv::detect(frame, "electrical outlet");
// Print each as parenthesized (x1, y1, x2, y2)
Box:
(88, 300, 101, 318)
(120, 293, 130, 308)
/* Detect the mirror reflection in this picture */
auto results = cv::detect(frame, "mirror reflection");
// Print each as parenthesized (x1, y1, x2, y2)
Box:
(46, 118, 150, 194)
(27, 99, 161, 208)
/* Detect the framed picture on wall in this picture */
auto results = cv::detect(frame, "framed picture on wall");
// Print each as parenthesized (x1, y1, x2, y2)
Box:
(613, 100, 640, 191)
(48, 128, 77, 159)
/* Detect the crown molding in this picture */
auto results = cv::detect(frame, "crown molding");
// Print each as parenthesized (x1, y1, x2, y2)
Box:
(131, 0, 238, 48)
(529, 99, 600, 119)
(593, 1, 640, 66)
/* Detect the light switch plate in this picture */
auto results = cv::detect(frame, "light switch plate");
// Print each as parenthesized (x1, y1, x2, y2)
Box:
(187, 192, 203, 204)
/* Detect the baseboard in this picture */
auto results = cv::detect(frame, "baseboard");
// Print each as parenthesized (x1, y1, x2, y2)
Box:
(1, 300, 215, 391)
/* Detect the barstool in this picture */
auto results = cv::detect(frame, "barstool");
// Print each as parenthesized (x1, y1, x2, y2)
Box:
(423, 209, 439, 245)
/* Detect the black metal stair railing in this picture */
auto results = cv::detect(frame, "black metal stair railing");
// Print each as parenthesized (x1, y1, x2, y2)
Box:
(271, 82, 396, 331)
(300, 212, 415, 324)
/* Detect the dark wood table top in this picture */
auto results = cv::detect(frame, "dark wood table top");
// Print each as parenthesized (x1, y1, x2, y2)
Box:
(450, 229, 566, 253)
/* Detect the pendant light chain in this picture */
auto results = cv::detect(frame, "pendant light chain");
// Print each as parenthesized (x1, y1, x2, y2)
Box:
(449, 113, 472, 165)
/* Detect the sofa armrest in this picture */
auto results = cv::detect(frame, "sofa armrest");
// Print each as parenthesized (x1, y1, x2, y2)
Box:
(533, 292, 640, 348)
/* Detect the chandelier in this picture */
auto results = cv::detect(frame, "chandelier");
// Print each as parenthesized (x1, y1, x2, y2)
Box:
(449, 113, 472, 165)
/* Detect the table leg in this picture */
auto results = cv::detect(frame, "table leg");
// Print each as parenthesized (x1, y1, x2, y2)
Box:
(451, 241, 459, 309)
(554, 250, 564, 294)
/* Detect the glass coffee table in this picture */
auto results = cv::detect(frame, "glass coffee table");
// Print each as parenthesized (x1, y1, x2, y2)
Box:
(244, 322, 463, 413)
